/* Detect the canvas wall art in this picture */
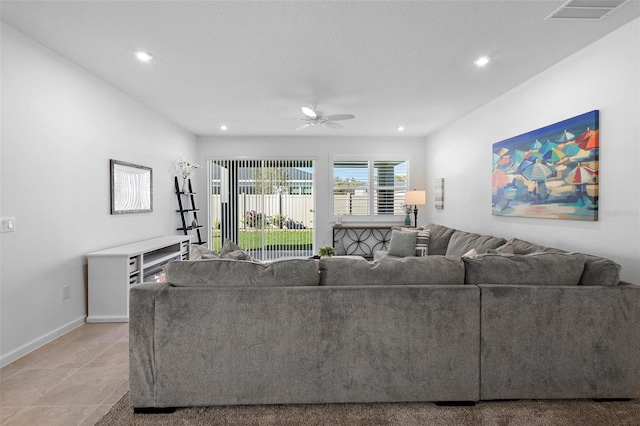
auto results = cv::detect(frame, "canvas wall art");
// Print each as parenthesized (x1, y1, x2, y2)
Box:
(492, 110, 599, 221)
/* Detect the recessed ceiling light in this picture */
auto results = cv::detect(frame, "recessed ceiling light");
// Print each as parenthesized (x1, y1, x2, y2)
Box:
(474, 56, 491, 67)
(135, 51, 154, 62)
(220, 125, 228, 131)
(398, 126, 405, 132)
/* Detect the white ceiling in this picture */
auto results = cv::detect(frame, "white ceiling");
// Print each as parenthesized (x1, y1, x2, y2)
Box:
(1, 1, 638, 137)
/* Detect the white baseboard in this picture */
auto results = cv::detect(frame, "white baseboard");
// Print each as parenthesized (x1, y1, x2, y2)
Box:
(0, 316, 86, 368)
(86, 315, 128, 323)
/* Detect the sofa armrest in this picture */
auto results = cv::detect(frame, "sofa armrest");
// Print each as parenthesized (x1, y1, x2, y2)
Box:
(479, 284, 640, 400)
(129, 282, 170, 408)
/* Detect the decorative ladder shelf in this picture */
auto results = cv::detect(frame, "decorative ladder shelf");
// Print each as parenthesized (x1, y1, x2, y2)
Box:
(175, 177, 205, 245)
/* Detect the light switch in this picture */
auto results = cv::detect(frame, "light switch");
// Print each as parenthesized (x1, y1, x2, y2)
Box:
(1, 217, 15, 233)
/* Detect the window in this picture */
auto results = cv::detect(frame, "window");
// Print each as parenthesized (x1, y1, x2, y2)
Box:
(333, 156, 410, 217)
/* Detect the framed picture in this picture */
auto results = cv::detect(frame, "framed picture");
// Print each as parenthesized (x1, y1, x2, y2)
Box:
(110, 159, 153, 214)
(435, 178, 444, 210)
(492, 110, 599, 221)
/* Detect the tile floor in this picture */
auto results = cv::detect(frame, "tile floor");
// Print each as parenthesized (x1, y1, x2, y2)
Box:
(0, 323, 129, 425)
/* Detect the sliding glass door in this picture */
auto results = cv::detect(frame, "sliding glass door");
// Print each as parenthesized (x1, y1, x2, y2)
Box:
(209, 159, 315, 261)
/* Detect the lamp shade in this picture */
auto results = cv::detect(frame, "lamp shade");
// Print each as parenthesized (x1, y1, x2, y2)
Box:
(406, 190, 426, 205)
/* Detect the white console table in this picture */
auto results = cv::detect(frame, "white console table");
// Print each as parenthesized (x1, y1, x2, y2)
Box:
(87, 236, 191, 323)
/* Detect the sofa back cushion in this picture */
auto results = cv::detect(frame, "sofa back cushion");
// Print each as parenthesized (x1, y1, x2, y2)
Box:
(446, 230, 507, 257)
(463, 253, 585, 286)
(319, 255, 465, 286)
(423, 223, 456, 255)
(575, 253, 621, 286)
(506, 237, 567, 255)
(166, 259, 320, 287)
(507, 238, 621, 286)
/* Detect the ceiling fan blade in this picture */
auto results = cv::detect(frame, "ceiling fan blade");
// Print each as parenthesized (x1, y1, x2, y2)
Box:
(325, 114, 355, 121)
(323, 121, 344, 129)
(296, 123, 311, 131)
(301, 107, 317, 119)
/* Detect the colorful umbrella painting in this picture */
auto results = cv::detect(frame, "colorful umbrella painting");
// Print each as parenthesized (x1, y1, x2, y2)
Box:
(565, 164, 596, 184)
(576, 128, 599, 150)
(521, 161, 552, 181)
(491, 110, 599, 221)
(561, 142, 581, 156)
(539, 141, 558, 155)
(542, 148, 566, 163)
(492, 170, 510, 188)
(556, 129, 575, 143)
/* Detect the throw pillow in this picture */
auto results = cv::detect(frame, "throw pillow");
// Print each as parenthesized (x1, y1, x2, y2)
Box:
(190, 244, 219, 260)
(415, 228, 430, 256)
(220, 239, 242, 256)
(221, 249, 253, 261)
(462, 248, 478, 258)
(387, 229, 418, 257)
(391, 226, 430, 256)
(493, 242, 515, 254)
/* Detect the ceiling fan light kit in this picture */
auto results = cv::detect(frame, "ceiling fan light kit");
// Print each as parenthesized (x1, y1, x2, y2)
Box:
(297, 105, 355, 130)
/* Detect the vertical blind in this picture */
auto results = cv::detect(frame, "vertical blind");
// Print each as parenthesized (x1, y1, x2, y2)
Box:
(210, 159, 314, 261)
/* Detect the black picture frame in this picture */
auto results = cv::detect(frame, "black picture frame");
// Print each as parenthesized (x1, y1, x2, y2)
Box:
(110, 159, 153, 214)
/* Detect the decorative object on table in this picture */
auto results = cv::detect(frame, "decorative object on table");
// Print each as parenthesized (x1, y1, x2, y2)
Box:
(110, 159, 153, 214)
(435, 178, 444, 210)
(402, 204, 412, 225)
(172, 158, 201, 193)
(492, 110, 599, 221)
(318, 246, 336, 257)
(406, 190, 426, 228)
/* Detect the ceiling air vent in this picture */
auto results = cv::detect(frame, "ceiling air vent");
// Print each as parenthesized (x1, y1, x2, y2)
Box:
(547, 0, 629, 20)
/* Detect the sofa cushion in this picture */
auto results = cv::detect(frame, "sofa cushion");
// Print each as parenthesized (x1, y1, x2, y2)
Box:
(387, 229, 418, 257)
(166, 258, 320, 287)
(506, 238, 567, 255)
(575, 253, 621, 286)
(489, 243, 514, 255)
(505, 238, 620, 286)
(190, 244, 219, 260)
(463, 252, 585, 286)
(220, 239, 242, 256)
(221, 249, 253, 261)
(423, 223, 456, 255)
(446, 230, 507, 257)
(319, 255, 465, 286)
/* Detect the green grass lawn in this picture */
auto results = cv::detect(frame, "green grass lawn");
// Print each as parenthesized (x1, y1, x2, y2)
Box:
(211, 229, 313, 251)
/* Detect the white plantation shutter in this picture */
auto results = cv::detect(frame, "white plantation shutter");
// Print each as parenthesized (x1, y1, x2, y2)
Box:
(333, 160, 369, 216)
(374, 160, 409, 215)
(333, 157, 410, 218)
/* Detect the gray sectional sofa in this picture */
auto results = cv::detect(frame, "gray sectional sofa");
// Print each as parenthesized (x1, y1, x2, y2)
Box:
(129, 223, 640, 409)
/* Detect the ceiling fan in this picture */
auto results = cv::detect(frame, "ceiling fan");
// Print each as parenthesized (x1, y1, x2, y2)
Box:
(296, 105, 355, 130)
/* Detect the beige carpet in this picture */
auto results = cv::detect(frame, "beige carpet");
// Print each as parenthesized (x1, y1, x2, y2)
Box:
(97, 393, 640, 425)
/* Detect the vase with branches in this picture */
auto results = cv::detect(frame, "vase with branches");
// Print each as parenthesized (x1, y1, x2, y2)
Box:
(173, 158, 201, 192)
